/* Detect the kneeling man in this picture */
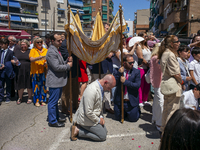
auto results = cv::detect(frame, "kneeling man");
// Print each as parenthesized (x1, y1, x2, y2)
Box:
(71, 74, 116, 141)
(113, 54, 141, 122)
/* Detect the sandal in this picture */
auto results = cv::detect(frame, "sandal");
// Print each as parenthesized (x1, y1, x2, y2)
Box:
(27, 99, 32, 104)
(35, 102, 40, 107)
(16, 98, 22, 105)
(40, 102, 46, 106)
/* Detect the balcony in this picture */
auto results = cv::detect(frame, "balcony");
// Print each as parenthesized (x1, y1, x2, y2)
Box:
(109, 14, 113, 19)
(164, 0, 172, 9)
(22, 10, 38, 16)
(83, 6, 92, 14)
(163, 9, 187, 30)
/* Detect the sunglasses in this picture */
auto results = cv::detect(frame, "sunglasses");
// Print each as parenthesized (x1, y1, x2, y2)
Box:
(36, 41, 42, 44)
(173, 40, 180, 43)
(127, 61, 135, 65)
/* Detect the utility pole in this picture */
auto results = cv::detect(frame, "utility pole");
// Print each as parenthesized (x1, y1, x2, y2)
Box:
(45, 0, 47, 35)
(7, 0, 10, 29)
(53, 7, 55, 32)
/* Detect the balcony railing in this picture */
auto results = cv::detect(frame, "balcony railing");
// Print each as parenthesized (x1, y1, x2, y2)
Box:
(21, 10, 38, 15)
(163, 9, 187, 30)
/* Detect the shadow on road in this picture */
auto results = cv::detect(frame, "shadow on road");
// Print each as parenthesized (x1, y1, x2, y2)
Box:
(140, 112, 152, 123)
(139, 123, 160, 139)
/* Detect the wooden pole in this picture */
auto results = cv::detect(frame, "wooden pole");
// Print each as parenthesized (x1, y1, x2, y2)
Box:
(99, 8, 101, 79)
(7, 0, 10, 29)
(119, 4, 124, 123)
(67, 5, 73, 123)
(77, 10, 79, 109)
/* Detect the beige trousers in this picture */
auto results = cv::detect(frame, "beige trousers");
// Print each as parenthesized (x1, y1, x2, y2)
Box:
(160, 93, 180, 133)
(61, 76, 79, 114)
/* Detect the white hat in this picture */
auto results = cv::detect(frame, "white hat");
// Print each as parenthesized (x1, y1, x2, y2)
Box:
(128, 36, 144, 47)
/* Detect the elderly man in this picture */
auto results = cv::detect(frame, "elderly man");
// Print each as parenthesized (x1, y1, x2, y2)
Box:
(46, 33, 72, 127)
(113, 54, 141, 122)
(71, 74, 116, 141)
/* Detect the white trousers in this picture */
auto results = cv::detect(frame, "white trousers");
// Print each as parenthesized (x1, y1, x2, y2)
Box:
(152, 87, 164, 126)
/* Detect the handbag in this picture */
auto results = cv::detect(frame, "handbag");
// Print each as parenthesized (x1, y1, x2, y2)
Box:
(160, 53, 180, 95)
(145, 69, 151, 84)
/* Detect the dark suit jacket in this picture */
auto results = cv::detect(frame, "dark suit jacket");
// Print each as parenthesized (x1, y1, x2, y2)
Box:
(91, 58, 113, 74)
(0, 49, 14, 63)
(0, 49, 14, 78)
(113, 68, 141, 107)
(59, 39, 81, 78)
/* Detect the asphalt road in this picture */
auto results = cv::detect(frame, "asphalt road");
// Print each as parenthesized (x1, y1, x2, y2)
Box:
(0, 96, 160, 150)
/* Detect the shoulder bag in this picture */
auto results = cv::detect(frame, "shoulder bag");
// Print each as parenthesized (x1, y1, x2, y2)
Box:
(160, 53, 180, 95)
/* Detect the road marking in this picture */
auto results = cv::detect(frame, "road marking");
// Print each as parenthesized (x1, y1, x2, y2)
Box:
(107, 131, 159, 138)
(59, 130, 159, 143)
(49, 128, 70, 150)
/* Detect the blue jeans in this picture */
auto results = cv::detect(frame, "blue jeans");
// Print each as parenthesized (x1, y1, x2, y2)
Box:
(48, 87, 63, 124)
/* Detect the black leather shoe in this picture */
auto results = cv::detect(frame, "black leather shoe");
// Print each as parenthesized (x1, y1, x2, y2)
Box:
(58, 118, 66, 122)
(48, 122, 65, 127)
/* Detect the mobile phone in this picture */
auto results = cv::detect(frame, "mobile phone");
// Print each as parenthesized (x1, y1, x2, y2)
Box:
(0, 64, 2, 67)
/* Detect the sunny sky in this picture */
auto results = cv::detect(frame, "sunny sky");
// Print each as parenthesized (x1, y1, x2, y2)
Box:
(113, 0, 150, 21)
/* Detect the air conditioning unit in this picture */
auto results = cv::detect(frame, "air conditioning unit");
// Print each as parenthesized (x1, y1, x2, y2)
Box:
(58, 14, 61, 17)
(41, 22, 46, 25)
(161, 19, 164, 24)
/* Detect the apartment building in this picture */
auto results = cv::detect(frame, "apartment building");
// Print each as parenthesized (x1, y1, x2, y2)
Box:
(82, 0, 114, 37)
(37, 0, 84, 36)
(150, 0, 200, 37)
(0, 0, 84, 36)
(0, 0, 39, 30)
(134, 9, 150, 35)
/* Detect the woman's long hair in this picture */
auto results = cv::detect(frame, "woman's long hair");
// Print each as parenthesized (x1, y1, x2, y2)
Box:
(157, 35, 176, 59)
(138, 31, 148, 49)
(160, 108, 200, 150)
(151, 43, 161, 58)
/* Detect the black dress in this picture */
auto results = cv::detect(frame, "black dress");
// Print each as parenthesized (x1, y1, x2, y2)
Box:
(14, 49, 32, 90)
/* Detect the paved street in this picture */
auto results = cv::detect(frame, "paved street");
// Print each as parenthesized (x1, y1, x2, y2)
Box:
(0, 96, 160, 150)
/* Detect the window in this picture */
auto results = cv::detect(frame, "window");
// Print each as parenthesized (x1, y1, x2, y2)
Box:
(41, 19, 49, 25)
(92, 16, 96, 20)
(92, 0, 96, 3)
(92, 8, 96, 12)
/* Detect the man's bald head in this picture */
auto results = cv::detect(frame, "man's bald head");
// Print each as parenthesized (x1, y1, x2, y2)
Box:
(99, 74, 116, 91)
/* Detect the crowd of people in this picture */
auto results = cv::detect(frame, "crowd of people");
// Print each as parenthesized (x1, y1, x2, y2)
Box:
(1, 25, 200, 148)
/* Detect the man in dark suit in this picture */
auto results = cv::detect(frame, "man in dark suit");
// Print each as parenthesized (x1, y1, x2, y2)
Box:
(0, 38, 14, 105)
(59, 38, 81, 113)
(113, 54, 141, 122)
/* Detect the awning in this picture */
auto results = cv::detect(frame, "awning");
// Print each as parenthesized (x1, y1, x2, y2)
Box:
(173, 24, 187, 35)
(57, 8, 65, 11)
(68, 0, 83, 7)
(21, 17, 39, 23)
(11, 15, 21, 21)
(14, 0, 37, 5)
(15, 30, 31, 39)
(0, 27, 21, 36)
(71, 8, 84, 14)
(0, 0, 21, 8)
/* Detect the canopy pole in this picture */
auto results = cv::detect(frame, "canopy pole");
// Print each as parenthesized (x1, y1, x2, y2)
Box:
(119, 4, 124, 123)
(67, 5, 73, 123)
(77, 10, 80, 109)
(98, 8, 102, 79)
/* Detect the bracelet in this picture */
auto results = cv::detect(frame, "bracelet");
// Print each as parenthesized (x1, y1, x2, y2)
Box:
(181, 80, 184, 85)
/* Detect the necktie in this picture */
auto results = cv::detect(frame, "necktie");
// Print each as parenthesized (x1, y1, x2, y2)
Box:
(1, 50, 5, 64)
(124, 70, 129, 95)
